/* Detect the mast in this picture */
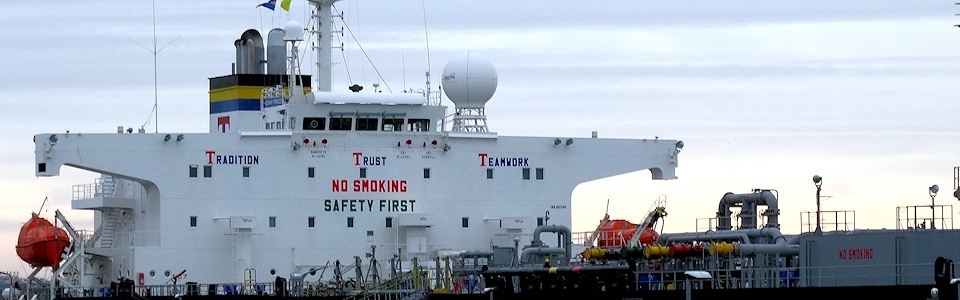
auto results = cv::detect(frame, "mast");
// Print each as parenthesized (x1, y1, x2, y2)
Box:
(307, 0, 340, 92)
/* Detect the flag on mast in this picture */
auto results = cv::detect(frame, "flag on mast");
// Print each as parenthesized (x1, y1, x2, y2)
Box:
(257, 0, 276, 10)
(280, 0, 292, 11)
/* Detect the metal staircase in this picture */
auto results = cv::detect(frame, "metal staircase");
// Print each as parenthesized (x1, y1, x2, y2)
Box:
(95, 209, 122, 248)
(98, 176, 116, 197)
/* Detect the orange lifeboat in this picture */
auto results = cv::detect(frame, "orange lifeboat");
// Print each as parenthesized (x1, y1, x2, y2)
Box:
(598, 219, 638, 248)
(637, 227, 660, 245)
(16, 214, 70, 267)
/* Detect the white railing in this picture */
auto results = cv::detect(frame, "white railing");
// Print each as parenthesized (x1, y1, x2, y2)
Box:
(113, 231, 161, 247)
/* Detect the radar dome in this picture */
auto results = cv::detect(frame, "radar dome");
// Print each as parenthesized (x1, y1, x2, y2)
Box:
(441, 52, 498, 109)
(283, 21, 304, 41)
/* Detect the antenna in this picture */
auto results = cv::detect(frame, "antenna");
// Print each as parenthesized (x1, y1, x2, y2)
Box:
(132, 0, 180, 133)
(604, 199, 610, 217)
(37, 197, 48, 215)
(421, 0, 433, 97)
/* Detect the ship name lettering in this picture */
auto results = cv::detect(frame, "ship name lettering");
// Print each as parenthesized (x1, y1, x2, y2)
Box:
(353, 152, 387, 166)
(323, 199, 416, 212)
(477, 153, 529, 167)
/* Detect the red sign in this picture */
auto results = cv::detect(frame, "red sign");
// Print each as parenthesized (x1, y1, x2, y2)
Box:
(331, 179, 407, 193)
(217, 116, 230, 133)
(838, 248, 873, 260)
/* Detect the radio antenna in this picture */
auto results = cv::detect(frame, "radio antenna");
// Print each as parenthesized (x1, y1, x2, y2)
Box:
(133, 0, 180, 133)
(421, 0, 433, 98)
(36, 197, 48, 215)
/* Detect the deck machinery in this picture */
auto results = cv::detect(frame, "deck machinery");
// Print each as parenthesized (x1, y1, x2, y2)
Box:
(482, 188, 960, 299)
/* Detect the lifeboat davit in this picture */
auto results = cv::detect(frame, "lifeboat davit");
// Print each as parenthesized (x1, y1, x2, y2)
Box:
(16, 214, 70, 267)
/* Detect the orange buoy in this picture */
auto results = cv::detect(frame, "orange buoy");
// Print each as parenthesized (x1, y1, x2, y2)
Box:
(16, 214, 70, 267)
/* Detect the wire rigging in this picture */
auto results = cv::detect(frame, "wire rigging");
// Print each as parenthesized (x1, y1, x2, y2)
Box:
(332, 3, 392, 92)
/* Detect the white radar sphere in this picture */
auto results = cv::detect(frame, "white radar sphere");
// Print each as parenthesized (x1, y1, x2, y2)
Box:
(283, 20, 304, 41)
(441, 52, 498, 109)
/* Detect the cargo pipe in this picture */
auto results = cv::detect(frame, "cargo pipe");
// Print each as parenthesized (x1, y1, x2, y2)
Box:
(460, 251, 494, 258)
(520, 247, 565, 265)
(658, 227, 796, 256)
(716, 190, 780, 230)
(661, 232, 752, 244)
(660, 228, 786, 244)
(530, 225, 573, 265)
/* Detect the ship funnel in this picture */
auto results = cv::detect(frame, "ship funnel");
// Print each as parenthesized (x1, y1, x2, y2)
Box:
(235, 30, 265, 74)
(266, 28, 286, 75)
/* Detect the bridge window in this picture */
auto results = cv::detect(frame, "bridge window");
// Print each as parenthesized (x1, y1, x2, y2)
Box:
(356, 118, 379, 131)
(330, 117, 352, 130)
(536, 168, 544, 180)
(189, 165, 198, 178)
(522, 168, 531, 180)
(382, 118, 404, 131)
(303, 117, 326, 130)
(407, 119, 430, 132)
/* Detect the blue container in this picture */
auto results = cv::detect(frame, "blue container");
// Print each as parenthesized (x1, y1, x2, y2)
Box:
(637, 273, 659, 290)
(779, 270, 799, 287)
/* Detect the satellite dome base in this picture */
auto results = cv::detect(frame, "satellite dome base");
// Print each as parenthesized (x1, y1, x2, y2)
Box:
(451, 107, 489, 133)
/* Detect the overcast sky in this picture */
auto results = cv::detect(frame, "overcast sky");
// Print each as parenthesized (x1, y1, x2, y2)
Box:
(2, 0, 960, 276)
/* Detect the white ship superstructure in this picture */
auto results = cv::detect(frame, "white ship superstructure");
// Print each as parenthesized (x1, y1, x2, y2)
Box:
(32, 0, 682, 289)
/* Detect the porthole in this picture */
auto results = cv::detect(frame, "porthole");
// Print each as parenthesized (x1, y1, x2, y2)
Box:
(149, 270, 156, 278)
(270, 268, 277, 275)
(164, 270, 172, 278)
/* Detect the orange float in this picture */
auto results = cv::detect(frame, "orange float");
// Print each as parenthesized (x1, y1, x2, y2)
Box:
(16, 214, 70, 267)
